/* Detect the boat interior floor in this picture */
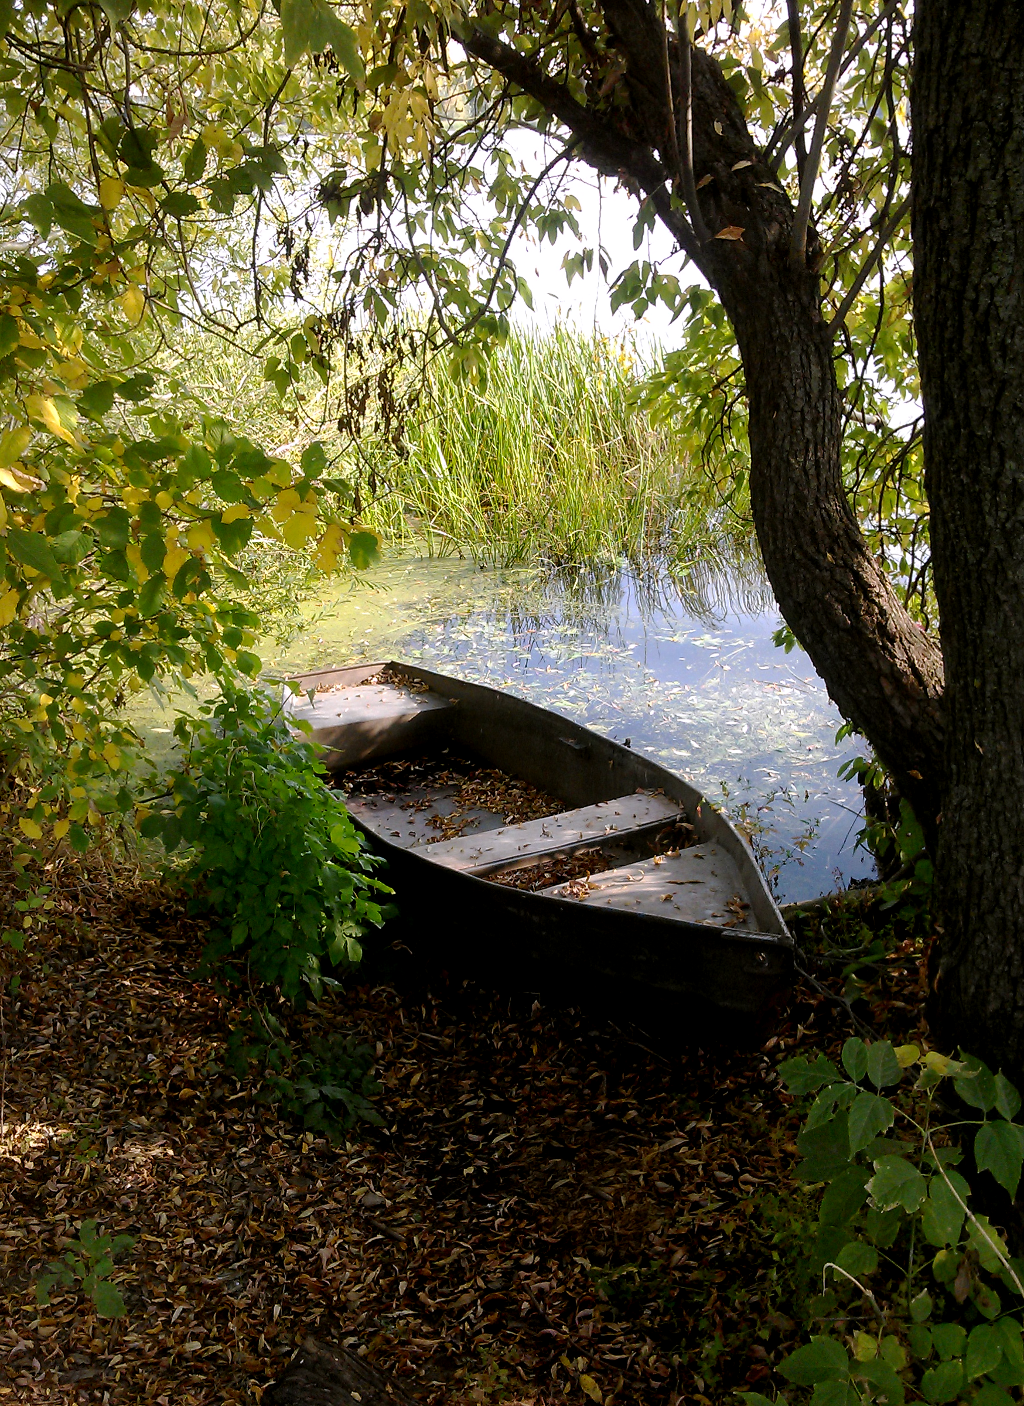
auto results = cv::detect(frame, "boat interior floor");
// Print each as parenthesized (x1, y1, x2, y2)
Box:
(331, 747, 759, 929)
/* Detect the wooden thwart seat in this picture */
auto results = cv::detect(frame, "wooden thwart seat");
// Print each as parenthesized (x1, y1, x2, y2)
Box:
(421, 791, 683, 874)
(543, 843, 760, 930)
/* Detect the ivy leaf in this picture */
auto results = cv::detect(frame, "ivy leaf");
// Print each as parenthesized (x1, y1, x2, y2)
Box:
(975, 1121, 1024, 1198)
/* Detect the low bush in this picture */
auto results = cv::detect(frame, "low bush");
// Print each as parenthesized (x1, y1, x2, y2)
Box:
(751, 1040, 1024, 1406)
(140, 680, 393, 1002)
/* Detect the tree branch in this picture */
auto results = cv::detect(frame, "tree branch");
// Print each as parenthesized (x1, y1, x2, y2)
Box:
(786, 0, 808, 186)
(790, 0, 854, 266)
(827, 194, 910, 336)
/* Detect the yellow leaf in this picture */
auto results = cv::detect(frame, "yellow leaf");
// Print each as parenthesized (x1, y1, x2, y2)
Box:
(102, 742, 122, 769)
(163, 545, 190, 579)
(221, 503, 251, 523)
(714, 225, 746, 241)
(155, 491, 174, 510)
(0, 464, 40, 493)
(53, 818, 70, 840)
(579, 1374, 603, 1403)
(0, 588, 20, 626)
(853, 1332, 877, 1363)
(0, 426, 32, 466)
(24, 394, 77, 446)
(72, 723, 86, 741)
(120, 284, 146, 325)
(19, 817, 43, 839)
(15, 717, 33, 733)
(895, 1044, 920, 1068)
(281, 512, 319, 549)
(271, 487, 301, 522)
(99, 176, 125, 210)
(922, 1051, 952, 1075)
(186, 521, 216, 553)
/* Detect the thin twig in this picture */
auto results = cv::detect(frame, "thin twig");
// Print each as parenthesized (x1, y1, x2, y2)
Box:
(827, 195, 910, 336)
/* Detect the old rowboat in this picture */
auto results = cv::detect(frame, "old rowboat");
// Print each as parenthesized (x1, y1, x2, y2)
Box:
(284, 660, 793, 1028)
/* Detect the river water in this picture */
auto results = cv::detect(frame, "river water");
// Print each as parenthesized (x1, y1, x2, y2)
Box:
(227, 553, 872, 905)
(134, 552, 872, 902)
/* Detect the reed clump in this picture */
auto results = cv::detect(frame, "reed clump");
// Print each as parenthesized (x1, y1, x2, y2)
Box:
(362, 327, 749, 573)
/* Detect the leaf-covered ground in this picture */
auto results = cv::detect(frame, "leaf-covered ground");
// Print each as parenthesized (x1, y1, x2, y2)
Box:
(0, 870, 928, 1404)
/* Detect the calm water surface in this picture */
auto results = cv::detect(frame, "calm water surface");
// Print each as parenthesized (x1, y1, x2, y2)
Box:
(243, 554, 873, 904)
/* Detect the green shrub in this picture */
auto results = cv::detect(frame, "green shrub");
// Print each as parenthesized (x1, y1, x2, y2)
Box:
(225, 1007, 384, 1139)
(141, 680, 393, 1001)
(749, 1041, 1024, 1406)
(35, 1220, 135, 1319)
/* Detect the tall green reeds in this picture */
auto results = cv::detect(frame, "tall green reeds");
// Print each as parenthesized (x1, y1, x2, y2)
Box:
(362, 327, 750, 573)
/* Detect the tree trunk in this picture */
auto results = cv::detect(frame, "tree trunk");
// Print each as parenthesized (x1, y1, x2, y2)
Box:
(462, 13, 947, 822)
(914, 0, 1024, 1071)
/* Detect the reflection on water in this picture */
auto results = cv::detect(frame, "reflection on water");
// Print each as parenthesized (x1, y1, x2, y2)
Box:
(250, 553, 872, 904)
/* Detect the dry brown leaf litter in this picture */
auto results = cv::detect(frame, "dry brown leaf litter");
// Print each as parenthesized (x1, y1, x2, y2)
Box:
(0, 868, 930, 1405)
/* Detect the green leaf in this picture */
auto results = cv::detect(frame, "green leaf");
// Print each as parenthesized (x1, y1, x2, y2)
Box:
(780, 1054, 840, 1096)
(866, 1041, 901, 1089)
(968, 1213, 1008, 1274)
(975, 1120, 1024, 1198)
(973, 1388, 1016, 1406)
(137, 572, 168, 618)
(797, 1110, 852, 1182)
(921, 1173, 968, 1247)
(301, 442, 328, 478)
(867, 1155, 926, 1212)
(993, 1073, 1022, 1121)
(809, 1386, 858, 1406)
(91, 1279, 126, 1318)
(182, 137, 207, 183)
(161, 191, 200, 218)
(308, 2, 364, 81)
(819, 1164, 870, 1226)
(920, 1358, 964, 1404)
(854, 1358, 904, 1405)
(5, 527, 67, 585)
(955, 1054, 998, 1111)
(94, 506, 131, 549)
(966, 1324, 1004, 1380)
(841, 1037, 868, 1082)
(834, 1240, 877, 1277)
(77, 380, 116, 419)
(779, 1337, 851, 1386)
(848, 1090, 894, 1152)
(280, 0, 315, 64)
(0, 312, 21, 358)
(932, 1324, 967, 1361)
(348, 531, 381, 570)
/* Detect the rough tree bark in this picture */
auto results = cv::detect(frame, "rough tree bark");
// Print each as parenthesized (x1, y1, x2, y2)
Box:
(914, 0, 1024, 1068)
(460, 0, 946, 829)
